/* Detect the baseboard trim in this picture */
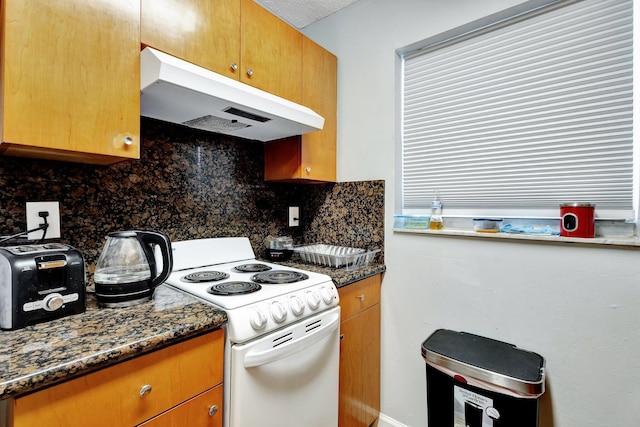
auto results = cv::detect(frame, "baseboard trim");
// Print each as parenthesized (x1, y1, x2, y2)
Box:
(376, 413, 410, 427)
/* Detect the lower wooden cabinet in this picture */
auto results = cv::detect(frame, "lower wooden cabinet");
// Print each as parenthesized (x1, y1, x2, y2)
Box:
(139, 385, 223, 427)
(338, 275, 382, 427)
(12, 330, 224, 427)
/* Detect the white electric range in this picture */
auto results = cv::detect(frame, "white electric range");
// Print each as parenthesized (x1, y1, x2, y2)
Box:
(163, 237, 340, 427)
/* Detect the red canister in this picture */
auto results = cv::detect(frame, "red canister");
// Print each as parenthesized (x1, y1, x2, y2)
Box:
(560, 203, 595, 238)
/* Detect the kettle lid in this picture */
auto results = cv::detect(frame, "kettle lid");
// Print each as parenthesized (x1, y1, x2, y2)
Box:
(107, 230, 139, 238)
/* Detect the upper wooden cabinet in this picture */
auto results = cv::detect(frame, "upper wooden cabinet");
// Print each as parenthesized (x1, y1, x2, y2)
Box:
(142, 0, 335, 182)
(240, 0, 302, 104)
(141, 0, 241, 80)
(0, 0, 140, 165)
(141, 0, 302, 103)
(264, 36, 337, 182)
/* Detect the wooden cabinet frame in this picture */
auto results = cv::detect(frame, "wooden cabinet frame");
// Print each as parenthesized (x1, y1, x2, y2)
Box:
(338, 275, 382, 426)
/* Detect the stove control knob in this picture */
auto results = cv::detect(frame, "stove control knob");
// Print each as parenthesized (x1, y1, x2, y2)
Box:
(270, 301, 287, 323)
(43, 293, 64, 311)
(306, 291, 321, 310)
(320, 287, 335, 305)
(289, 296, 305, 316)
(249, 308, 267, 330)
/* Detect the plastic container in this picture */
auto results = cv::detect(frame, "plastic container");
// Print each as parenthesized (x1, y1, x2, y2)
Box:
(429, 196, 443, 230)
(293, 244, 380, 270)
(422, 329, 545, 427)
(394, 215, 430, 229)
(473, 218, 503, 233)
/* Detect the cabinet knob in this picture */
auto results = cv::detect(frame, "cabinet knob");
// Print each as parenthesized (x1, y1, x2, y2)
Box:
(246, 68, 254, 77)
(231, 62, 238, 71)
(208, 405, 219, 416)
(357, 294, 365, 302)
(305, 167, 311, 173)
(123, 136, 133, 146)
(139, 384, 152, 397)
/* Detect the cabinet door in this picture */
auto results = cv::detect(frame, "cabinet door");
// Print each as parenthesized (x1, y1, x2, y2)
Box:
(240, 0, 302, 103)
(0, 0, 140, 164)
(13, 330, 224, 427)
(300, 36, 337, 182)
(339, 304, 381, 427)
(338, 275, 381, 321)
(138, 385, 223, 427)
(141, 0, 241, 80)
(263, 38, 337, 182)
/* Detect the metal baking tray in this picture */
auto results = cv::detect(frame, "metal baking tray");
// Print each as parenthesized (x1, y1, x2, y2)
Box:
(293, 244, 380, 270)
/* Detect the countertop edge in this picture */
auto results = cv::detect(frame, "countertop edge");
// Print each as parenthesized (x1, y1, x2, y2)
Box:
(0, 285, 227, 400)
(0, 322, 224, 399)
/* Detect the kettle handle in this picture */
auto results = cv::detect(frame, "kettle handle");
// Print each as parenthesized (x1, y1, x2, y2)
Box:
(137, 230, 173, 289)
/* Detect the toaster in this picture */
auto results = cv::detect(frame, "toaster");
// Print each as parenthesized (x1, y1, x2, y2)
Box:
(0, 243, 86, 330)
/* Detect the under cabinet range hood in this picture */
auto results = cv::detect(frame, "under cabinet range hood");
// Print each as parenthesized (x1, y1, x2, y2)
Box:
(140, 47, 324, 141)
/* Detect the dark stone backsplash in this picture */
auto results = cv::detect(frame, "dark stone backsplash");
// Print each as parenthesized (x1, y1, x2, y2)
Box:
(0, 118, 384, 272)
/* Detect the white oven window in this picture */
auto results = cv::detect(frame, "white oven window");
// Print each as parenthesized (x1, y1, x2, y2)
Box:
(398, 0, 636, 225)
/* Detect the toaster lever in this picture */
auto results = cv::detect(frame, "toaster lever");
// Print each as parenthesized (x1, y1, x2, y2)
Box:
(37, 260, 68, 270)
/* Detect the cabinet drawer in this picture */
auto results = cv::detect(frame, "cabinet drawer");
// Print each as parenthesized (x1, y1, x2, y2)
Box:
(338, 275, 381, 321)
(14, 330, 224, 427)
(138, 385, 223, 427)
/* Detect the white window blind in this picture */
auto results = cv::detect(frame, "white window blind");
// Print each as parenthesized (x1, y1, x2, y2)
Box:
(401, 0, 634, 219)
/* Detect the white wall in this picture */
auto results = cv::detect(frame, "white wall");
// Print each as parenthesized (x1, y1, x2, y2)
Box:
(303, 1, 640, 426)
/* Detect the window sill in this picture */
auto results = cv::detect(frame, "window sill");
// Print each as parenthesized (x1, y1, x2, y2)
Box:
(393, 227, 640, 249)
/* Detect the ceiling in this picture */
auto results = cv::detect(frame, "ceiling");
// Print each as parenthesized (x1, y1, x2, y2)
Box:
(254, 0, 360, 28)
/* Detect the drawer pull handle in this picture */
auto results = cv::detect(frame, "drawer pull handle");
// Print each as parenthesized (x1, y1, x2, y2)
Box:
(357, 294, 365, 301)
(139, 384, 152, 397)
(208, 405, 219, 416)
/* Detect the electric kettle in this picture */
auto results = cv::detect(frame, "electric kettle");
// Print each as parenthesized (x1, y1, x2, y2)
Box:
(94, 230, 173, 307)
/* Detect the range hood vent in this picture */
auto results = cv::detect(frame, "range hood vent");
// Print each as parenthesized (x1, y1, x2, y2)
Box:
(140, 47, 324, 141)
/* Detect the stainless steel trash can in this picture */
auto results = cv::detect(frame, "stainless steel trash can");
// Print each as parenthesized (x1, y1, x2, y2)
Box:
(422, 329, 545, 427)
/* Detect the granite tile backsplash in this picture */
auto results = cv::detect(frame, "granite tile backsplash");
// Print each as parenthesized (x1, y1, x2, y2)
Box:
(0, 118, 384, 273)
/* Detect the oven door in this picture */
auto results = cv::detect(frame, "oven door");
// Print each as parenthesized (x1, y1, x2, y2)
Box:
(228, 307, 340, 427)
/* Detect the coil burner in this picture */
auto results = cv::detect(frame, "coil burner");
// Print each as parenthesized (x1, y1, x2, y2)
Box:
(181, 271, 230, 283)
(207, 281, 262, 295)
(251, 270, 309, 284)
(233, 263, 272, 273)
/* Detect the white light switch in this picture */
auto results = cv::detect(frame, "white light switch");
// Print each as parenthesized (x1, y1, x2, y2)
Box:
(289, 206, 300, 227)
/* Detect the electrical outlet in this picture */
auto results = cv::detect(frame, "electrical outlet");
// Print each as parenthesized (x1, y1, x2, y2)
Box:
(26, 201, 61, 240)
(288, 206, 300, 227)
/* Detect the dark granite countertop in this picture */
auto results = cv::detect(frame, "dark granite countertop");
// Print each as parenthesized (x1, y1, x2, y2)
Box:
(0, 285, 226, 400)
(0, 262, 383, 400)
(270, 260, 386, 288)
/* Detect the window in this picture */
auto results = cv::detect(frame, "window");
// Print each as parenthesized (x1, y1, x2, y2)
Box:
(399, 0, 635, 222)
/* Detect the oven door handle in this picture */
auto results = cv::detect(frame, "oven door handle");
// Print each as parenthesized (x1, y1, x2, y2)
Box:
(244, 310, 340, 368)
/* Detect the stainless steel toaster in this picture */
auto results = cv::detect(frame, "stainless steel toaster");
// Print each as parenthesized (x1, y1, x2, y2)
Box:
(0, 243, 86, 330)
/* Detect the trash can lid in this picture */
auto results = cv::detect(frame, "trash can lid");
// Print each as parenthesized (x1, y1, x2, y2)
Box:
(422, 329, 545, 396)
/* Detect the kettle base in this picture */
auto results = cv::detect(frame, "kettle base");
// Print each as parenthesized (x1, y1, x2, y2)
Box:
(95, 278, 156, 308)
(97, 295, 152, 308)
